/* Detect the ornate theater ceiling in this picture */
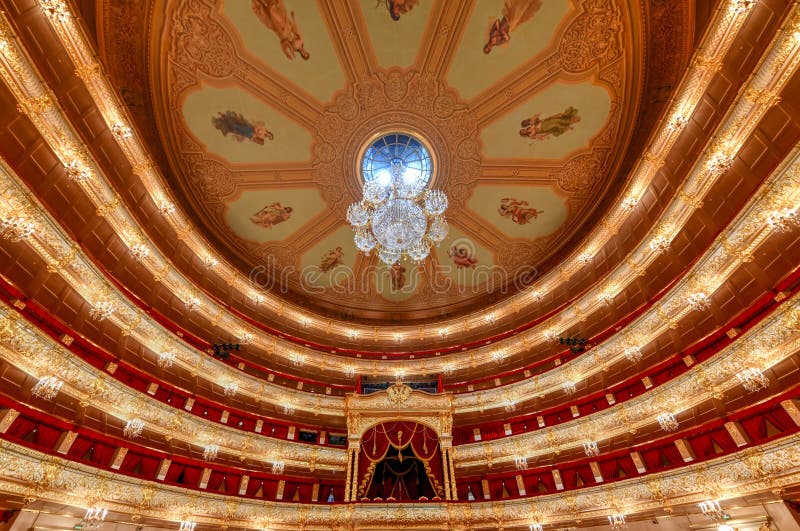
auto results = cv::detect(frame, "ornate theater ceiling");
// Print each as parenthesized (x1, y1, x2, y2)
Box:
(97, 0, 692, 322)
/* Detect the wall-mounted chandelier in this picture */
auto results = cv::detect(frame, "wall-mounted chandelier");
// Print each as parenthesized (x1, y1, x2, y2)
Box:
(347, 132, 448, 265)
(80, 507, 108, 530)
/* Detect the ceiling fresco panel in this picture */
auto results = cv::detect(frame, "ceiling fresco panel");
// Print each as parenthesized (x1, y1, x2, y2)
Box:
(221, 0, 347, 103)
(181, 84, 313, 164)
(225, 187, 325, 243)
(466, 184, 568, 240)
(479, 80, 612, 160)
(446, 0, 572, 101)
(299, 225, 358, 289)
(358, 0, 437, 68)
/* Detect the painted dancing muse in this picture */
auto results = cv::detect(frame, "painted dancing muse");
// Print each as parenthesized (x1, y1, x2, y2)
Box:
(484, 0, 543, 53)
(252, 0, 310, 60)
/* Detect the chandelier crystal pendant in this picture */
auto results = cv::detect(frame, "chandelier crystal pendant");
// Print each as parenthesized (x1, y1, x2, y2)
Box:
(699, 500, 725, 520)
(31, 376, 63, 401)
(80, 507, 108, 530)
(608, 513, 627, 529)
(123, 418, 145, 439)
(736, 367, 769, 392)
(657, 412, 680, 432)
(348, 133, 448, 265)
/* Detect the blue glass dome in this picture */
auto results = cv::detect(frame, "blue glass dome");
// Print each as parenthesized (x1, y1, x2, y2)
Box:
(360, 132, 433, 189)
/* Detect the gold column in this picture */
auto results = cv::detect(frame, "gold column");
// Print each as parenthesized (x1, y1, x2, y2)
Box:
(448, 447, 458, 500)
(441, 446, 452, 500)
(350, 446, 360, 501)
(343, 448, 353, 502)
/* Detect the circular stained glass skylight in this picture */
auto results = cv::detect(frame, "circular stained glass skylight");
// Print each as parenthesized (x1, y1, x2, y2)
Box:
(360, 132, 433, 190)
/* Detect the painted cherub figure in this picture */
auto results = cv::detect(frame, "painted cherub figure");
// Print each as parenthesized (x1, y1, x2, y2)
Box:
(250, 202, 292, 228)
(519, 106, 580, 141)
(390, 262, 406, 290)
(498, 198, 542, 225)
(320, 246, 344, 272)
(377, 0, 420, 21)
(252, 0, 310, 60)
(484, 0, 542, 54)
(448, 245, 478, 269)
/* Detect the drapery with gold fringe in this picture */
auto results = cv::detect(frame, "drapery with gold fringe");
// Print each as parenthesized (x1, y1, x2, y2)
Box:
(356, 421, 444, 499)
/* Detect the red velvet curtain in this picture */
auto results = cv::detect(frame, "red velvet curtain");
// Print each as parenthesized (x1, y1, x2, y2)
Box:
(208, 471, 225, 491)
(357, 422, 444, 500)
(689, 434, 716, 458)
(561, 467, 578, 489)
(181, 465, 202, 488)
(141, 456, 160, 479)
(90, 442, 115, 467)
(164, 462, 185, 484)
(709, 428, 737, 452)
(6, 418, 35, 439)
(765, 408, 796, 432)
(66, 436, 94, 460)
(617, 455, 638, 477)
(34, 425, 62, 449)
(119, 452, 143, 474)
(741, 416, 767, 441)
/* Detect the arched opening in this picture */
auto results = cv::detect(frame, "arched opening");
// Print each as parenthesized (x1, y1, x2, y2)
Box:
(356, 421, 445, 501)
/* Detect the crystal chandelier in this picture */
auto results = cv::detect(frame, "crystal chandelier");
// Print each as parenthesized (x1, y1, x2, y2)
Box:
(583, 441, 600, 457)
(179, 520, 197, 531)
(222, 381, 238, 397)
(124, 418, 145, 439)
(657, 412, 679, 432)
(202, 444, 219, 461)
(88, 300, 115, 321)
(623, 345, 642, 363)
(272, 460, 285, 474)
(699, 500, 725, 520)
(80, 507, 108, 530)
(736, 367, 768, 392)
(608, 513, 627, 529)
(157, 351, 176, 368)
(529, 524, 543, 531)
(31, 375, 63, 401)
(766, 208, 798, 232)
(514, 455, 528, 470)
(562, 380, 577, 395)
(0, 214, 37, 242)
(347, 133, 448, 265)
